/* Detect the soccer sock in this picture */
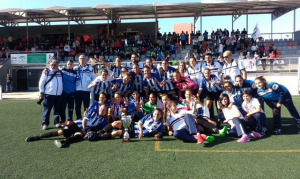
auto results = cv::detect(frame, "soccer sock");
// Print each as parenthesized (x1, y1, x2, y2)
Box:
(209, 107, 214, 119)
(64, 135, 82, 144)
(40, 131, 59, 138)
(100, 133, 112, 140)
(101, 124, 113, 133)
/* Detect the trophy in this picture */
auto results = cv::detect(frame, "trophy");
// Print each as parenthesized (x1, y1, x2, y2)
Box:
(121, 115, 132, 143)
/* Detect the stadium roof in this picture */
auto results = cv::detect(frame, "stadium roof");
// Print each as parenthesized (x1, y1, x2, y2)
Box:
(0, 0, 299, 26)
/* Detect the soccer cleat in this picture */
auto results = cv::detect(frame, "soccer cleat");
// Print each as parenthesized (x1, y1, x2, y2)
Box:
(42, 124, 48, 130)
(55, 123, 61, 128)
(54, 140, 63, 148)
(206, 136, 215, 143)
(196, 135, 205, 144)
(60, 122, 66, 127)
(237, 134, 250, 143)
(273, 128, 282, 135)
(26, 136, 36, 142)
(250, 131, 262, 139)
(219, 126, 229, 137)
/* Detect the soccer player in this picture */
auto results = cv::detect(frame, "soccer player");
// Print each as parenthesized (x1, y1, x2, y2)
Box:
(143, 66, 165, 98)
(130, 64, 144, 95)
(254, 76, 300, 134)
(108, 92, 127, 123)
(88, 69, 112, 101)
(166, 101, 214, 144)
(201, 53, 223, 78)
(158, 60, 177, 99)
(100, 56, 123, 79)
(172, 70, 198, 99)
(26, 92, 109, 148)
(219, 94, 262, 143)
(111, 73, 132, 97)
(87, 108, 164, 141)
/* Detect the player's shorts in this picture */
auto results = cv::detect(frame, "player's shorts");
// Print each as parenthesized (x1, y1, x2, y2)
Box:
(62, 123, 82, 137)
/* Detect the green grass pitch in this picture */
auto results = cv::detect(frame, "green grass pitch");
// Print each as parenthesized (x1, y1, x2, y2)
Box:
(0, 97, 300, 178)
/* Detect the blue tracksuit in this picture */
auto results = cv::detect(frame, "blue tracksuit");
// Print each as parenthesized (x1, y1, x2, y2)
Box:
(257, 82, 300, 129)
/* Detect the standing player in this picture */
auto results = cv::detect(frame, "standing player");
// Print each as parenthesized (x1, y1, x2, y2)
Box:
(254, 76, 300, 134)
(201, 53, 223, 78)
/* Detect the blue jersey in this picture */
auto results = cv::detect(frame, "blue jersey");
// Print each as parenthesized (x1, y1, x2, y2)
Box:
(111, 79, 132, 94)
(74, 102, 108, 132)
(94, 80, 112, 95)
(151, 68, 159, 75)
(130, 73, 144, 93)
(110, 101, 125, 119)
(199, 74, 222, 93)
(110, 65, 122, 79)
(61, 68, 77, 94)
(257, 82, 289, 104)
(134, 114, 164, 137)
(127, 97, 144, 118)
(143, 73, 164, 92)
(158, 66, 176, 91)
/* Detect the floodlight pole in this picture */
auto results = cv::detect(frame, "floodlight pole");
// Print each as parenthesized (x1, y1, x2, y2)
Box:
(154, 7, 158, 41)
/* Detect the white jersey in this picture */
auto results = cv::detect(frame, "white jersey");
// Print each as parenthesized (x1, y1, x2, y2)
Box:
(187, 64, 203, 86)
(166, 113, 186, 131)
(242, 98, 264, 114)
(222, 59, 245, 83)
(201, 61, 223, 78)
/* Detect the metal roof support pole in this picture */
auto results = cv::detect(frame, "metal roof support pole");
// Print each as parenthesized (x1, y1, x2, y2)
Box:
(193, 16, 198, 34)
(68, 18, 70, 42)
(293, 9, 296, 40)
(26, 14, 29, 49)
(232, 15, 234, 32)
(271, 14, 273, 40)
(107, 19, 110, 38)
(200, 15, 202, 33)
(154, 7, 158, 42)
(246, 12, 248, 35)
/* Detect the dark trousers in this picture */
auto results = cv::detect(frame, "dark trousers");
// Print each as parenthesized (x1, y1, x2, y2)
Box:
(75, 91, 91, 120)
(265, 93, 300, 129)
(247, 112, 266, 133)
(173, 114, 199, 143)
(61, 92, 75, 122)
(43, 94, 61, 126)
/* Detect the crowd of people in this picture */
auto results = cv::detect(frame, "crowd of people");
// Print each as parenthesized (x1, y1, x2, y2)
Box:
(25, 50, 300, 148)
(0, 27, 277, 64)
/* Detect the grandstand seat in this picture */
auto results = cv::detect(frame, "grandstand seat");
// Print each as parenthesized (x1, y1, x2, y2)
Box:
(140, 55, 146, 60)
(109, 56, 114, 61)
(105, 56, 109, 60)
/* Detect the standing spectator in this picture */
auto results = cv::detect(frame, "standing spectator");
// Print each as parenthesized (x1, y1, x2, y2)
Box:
(74, 55, 95, 120)
(180, 31, 187, 49)
(269, 51, 276, 71)
(38, 60, 63, 130)
(203, 30, 208, 41)
(259, 43, 265, 58)
(63, 43, 71, 61)
(222, 50, 247, 84)
(6, 74, 13, 93)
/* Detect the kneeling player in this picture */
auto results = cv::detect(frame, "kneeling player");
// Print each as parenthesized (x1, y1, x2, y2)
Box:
(87, 108, 164, 141)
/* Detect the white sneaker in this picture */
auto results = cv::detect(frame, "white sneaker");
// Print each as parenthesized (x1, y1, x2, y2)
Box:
(42, 124, 48, 130)
(54, 140, 62, 148)
(55, 123, 61, 128)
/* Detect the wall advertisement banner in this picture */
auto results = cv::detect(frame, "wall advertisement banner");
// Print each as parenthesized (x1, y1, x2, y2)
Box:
(11, 53, 55, 64)
(240, 59, 257, 72)
(11, 54, 27, 64)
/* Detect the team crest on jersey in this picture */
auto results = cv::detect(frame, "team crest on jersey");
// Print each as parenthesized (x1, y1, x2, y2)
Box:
(272, 84, 279, 90)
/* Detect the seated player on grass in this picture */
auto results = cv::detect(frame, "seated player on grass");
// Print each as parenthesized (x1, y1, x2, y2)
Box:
(125, 90, 144, 122)
(107, 92, 127, 123)
(166, 101, 214, 144)
(85, 108, 164, 141)
(218, 94, 262, 143)
(26, 92, 109, 148)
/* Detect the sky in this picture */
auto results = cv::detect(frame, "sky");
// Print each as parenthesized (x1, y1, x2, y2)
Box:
(0, 0, 299, 38)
